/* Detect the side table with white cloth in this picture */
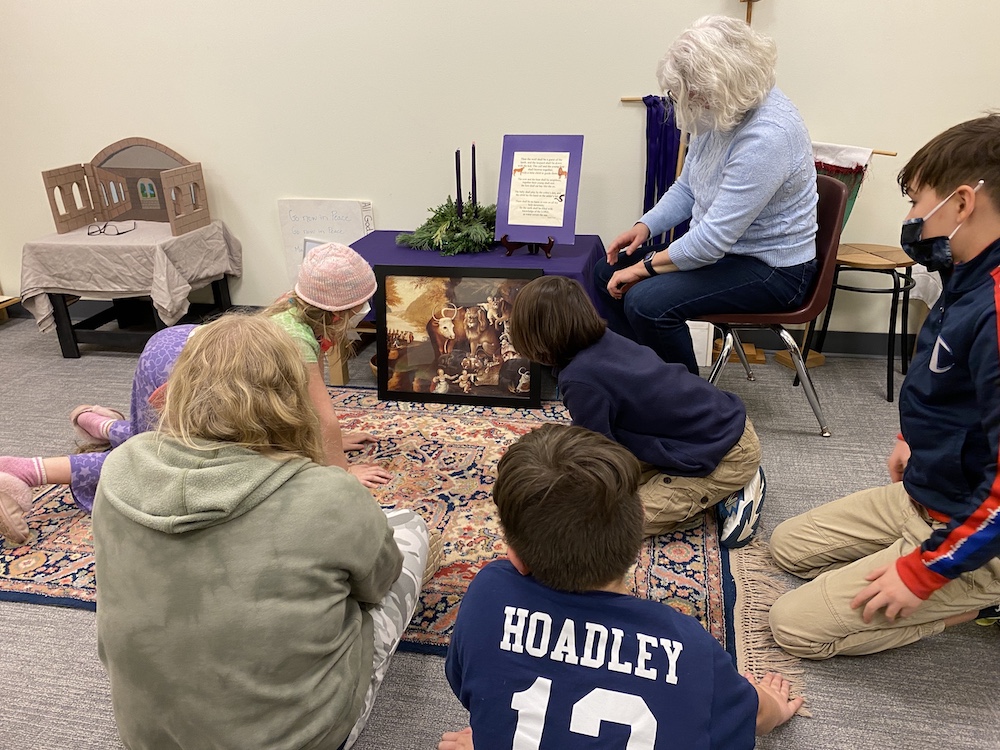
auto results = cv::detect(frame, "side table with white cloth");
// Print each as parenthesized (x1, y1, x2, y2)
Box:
(20, 219, 242, 357)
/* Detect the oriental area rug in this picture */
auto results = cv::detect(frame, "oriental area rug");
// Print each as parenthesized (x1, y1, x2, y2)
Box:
(0, 388, 799, 689)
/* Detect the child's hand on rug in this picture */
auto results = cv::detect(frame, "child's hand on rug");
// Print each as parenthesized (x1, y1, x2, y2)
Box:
(438, 727, 474, 750)
(343, 431, 377, 451)
(746, 671, 804, 734)
(348, 463, 393, 488)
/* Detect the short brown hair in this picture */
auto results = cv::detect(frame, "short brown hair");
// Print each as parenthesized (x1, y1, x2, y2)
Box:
(509, 276, 606, 366)
(493, 424, 643, 592)
(898, 113, 1000, 210)
(158, 315, 324, 463)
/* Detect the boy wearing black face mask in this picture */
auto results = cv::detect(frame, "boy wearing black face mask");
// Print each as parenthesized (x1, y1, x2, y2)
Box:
(765, 114, 1000, 659)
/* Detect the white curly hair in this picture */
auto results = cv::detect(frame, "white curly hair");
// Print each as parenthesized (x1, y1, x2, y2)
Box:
(657, 15, 777, 135)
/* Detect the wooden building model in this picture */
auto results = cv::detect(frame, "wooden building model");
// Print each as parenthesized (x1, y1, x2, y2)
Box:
(41, 137, 212, 237)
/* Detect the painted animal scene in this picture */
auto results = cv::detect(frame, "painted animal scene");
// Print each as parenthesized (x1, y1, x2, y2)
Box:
(375, 267, 541, 406)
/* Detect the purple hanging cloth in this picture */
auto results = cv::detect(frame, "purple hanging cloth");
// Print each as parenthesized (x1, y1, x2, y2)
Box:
(642, 95, 689, 246)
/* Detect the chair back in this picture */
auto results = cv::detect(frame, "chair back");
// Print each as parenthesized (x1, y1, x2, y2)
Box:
(699, 174, 848, 326)
(800, 174, 850, 320)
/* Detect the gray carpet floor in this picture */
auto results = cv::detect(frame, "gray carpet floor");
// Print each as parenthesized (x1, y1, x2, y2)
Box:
(1, 314, 997, 749)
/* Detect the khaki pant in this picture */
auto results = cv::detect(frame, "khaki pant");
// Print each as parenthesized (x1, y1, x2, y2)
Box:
(768, 481, 1000, 659)
(640, 417, 761, 537)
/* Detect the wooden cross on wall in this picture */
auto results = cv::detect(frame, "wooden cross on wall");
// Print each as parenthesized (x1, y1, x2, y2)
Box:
(740, 0, 761, 25)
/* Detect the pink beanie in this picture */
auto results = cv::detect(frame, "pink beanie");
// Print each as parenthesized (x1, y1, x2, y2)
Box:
(294, 242, 377, 312)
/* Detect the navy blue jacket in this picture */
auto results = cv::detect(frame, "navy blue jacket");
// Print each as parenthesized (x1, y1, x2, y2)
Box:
(898, 238, 1000, 597)
(555, 330, 746, 476)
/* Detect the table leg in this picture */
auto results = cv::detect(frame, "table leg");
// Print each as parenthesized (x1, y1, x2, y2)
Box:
(212, 276, 232, 311)
(814, 265, 841, 354)
(901, 267, 913, 376)
(887, 270, 901, 403)
(49, 293, 80, 359)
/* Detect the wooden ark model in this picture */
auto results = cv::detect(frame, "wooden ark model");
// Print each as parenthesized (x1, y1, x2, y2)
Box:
(41, 137, 211, 236)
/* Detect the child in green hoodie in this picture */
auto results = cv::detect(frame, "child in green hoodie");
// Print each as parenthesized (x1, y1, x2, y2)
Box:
(94, 314, 436, 750)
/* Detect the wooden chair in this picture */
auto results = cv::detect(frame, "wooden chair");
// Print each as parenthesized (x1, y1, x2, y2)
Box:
(698, 175, 849, 437)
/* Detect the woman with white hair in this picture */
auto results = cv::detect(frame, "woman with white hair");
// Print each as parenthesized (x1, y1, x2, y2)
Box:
(595, 15, 818, 374)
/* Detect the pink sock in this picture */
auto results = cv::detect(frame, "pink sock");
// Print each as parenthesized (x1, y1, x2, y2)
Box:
(76, 411, 115, 440)
(0, 457, 46, 487)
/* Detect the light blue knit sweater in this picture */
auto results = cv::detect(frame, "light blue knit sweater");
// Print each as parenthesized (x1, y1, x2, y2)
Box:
(639, 87, 818, 270)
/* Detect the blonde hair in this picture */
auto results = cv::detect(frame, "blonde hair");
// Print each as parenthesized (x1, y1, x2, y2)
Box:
(157, 315, 324, 463)
(658, 15, 777, 134)
(261, 292, 353, 349)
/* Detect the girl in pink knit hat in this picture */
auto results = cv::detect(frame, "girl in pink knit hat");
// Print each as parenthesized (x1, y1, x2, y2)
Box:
(0, 242, 390, 546)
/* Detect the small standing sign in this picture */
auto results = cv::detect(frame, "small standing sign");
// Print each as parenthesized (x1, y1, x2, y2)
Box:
(277, 199, 375, 284)
(495, 135, 584, 248)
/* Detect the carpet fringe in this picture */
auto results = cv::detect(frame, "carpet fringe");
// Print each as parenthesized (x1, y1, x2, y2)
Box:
(731, 538, 812, 717)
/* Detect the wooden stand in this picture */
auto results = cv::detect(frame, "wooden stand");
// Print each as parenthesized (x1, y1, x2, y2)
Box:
(325, 322, 377, 386)
(326, 342, 350, 386)
(713, 339, 766, 364)
(0, 293, 20, 324)
(500, 234, 555, 259)
(775, 350, 826, 370)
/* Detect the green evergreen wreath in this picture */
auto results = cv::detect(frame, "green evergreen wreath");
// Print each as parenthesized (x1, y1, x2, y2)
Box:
(396, 197, 497, 256)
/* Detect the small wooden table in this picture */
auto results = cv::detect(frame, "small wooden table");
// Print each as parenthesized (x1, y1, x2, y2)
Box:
(20, 220, 241, 357)
(814, 243, 916, 401)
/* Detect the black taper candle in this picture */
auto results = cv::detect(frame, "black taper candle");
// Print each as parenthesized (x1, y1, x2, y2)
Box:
(455, 149, 463, 219)
(471, 142, 478, 210)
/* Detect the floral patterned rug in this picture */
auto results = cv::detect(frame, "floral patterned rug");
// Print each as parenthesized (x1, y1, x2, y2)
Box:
(0, 389, 730, 657)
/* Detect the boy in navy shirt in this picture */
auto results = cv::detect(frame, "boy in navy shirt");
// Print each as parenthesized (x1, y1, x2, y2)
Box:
(509, 275, 765, 548)
(440, 424, 802, 750)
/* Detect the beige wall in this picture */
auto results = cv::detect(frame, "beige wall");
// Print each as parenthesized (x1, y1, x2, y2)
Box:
(1, 1, 998, 333)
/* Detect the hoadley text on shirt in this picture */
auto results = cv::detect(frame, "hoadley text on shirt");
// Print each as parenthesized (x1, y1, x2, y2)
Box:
(499, 606, 684, 684)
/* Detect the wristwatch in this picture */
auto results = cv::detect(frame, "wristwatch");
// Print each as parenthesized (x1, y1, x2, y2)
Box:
(643, 250, 659, 277)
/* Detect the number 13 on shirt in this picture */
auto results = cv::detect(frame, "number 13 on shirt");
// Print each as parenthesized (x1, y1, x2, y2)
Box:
(511, 676, 657, 749)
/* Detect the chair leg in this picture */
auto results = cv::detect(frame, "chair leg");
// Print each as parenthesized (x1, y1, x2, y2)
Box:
(792, 320, 817, 388)
(708, 326, 733, 385)
(731, 330, 755, 381)
(774, 325, 831, 437)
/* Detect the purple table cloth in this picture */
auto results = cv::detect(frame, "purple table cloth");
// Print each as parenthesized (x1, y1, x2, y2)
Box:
(351, 231, 606, 310)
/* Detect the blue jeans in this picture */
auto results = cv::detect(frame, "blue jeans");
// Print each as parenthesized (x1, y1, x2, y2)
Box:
(594, 253, 817, 374)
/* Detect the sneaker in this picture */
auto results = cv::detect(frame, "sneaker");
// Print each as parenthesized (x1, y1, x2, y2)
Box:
(717, 466, 766, 549)
(975, 604, 1000, 626)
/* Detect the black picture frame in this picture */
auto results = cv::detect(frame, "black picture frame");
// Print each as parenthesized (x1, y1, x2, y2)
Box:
(374, 265, 543, 408)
